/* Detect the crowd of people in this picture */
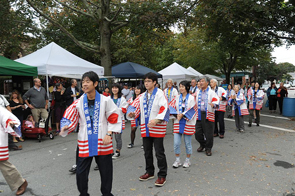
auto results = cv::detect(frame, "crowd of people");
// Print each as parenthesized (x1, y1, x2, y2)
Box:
(0, 72, 290, 196)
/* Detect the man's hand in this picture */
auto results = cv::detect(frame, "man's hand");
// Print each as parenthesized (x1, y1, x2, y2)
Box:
(29, 104, 34, 109)
(128, 112, 135, 118)
(177, 114, 183, 121)
(103, 134, 112, 145)
(8, 121, 15, 128)
(45, 105, 48, 110)
(71, 94, 76, 97)
(148, 119, 161, 128)
(59, 125, 68, 136)
(209, 103, 214, 108)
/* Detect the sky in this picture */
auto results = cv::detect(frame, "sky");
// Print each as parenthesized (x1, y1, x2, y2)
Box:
(271, 45, 295, 65)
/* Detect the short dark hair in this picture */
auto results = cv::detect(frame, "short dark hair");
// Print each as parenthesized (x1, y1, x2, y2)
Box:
(228, 84, 233, 89)
(55, 83, 61, 88)
(104, 86, 109, 90)
(179, 80, 190, 93)
(82, 71, 99, 84)
(71, 79, 77, 84)
(144, 72, 158, 83)
(111, 83, 122, 98)
(133, 84, 144, 100)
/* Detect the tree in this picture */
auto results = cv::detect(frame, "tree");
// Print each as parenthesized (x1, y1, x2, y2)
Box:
(24, 0, 198, 77)
(0, 1, 39, 59)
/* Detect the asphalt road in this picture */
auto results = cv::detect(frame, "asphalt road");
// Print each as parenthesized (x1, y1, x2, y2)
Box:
(1, 100, 295, 196)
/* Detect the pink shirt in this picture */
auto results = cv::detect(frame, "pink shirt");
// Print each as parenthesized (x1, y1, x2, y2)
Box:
(25, 121, 34, 128)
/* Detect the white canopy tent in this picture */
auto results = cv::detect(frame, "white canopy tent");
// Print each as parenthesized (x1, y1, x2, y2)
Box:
(159, 62, 200, 88)
(15, 42, 104, 96)
(15, 42, 104, 78)
(187, 66, 204, 78)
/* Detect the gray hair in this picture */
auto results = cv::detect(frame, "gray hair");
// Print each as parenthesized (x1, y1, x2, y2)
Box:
(71, 79, 77, 84)
(199, 77, 208, 82)
(234, 84, 240, 90)
(167, 78, 173, 83)
(210, 79, 218, 84)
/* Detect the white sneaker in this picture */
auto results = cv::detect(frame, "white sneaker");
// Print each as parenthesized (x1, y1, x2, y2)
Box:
(183, 159, 191, 168)
(172, 160, 182, 168)
(112, 152, 120, 159)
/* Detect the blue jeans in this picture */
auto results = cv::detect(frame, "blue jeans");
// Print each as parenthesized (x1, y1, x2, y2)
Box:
(174, 133, 192, 155)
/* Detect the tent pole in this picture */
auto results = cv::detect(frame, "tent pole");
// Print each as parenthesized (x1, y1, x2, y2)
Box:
(46, 74, 49, 98)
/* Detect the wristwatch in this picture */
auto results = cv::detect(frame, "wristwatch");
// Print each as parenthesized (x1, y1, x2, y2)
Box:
(106, 133, 112, 136)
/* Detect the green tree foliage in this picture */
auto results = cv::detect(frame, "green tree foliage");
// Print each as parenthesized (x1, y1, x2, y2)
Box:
(24, 0, 198, 76)
(0, 1, 39, 59)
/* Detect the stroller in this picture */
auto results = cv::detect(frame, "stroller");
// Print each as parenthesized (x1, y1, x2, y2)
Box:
(21, 109, 54, 142)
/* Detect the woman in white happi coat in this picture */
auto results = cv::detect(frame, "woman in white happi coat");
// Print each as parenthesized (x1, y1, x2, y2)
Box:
(210, 79, 227, 138)
(228, 85, 249, 132)
(60, 71, 122, 196)
(169, 81, 197, 168)
(194, 77, 220, 156)
(111, 83, 128, 159)
(0, 107, 28, 195)
(226, 84, 234, 118)
(248, 82, 264, 126)
(127, 85, 144, 148)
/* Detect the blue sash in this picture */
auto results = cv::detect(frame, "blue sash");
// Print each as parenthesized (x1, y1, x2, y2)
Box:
(198, 87, 209, 120)
(143, 87, 158, 137)
(178, 93, 189, 134)
(83, 91, 100, 157)
(166, 87, 173, 103)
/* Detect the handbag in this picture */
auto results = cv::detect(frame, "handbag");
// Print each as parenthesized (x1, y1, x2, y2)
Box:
(265, 100, 269, 107)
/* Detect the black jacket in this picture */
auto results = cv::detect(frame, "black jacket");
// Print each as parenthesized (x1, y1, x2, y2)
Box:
(64, 86, 81, 107)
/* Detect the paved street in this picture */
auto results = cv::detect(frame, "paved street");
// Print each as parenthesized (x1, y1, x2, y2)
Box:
(1, 98, 295, 196)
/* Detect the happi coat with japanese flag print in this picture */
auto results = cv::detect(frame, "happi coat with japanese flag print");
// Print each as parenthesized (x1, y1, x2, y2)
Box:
(60, 91, 122, 157)
(248, 89, 264, 110)
(169, 94, 197, 135)
(228, 91, 249, 116)
(193, 87, 220, 122)
(112, 96, 128, 131)
(127, 88, 169, 138)
(213, 87, 227, 112)
(0, 107, 21, 161)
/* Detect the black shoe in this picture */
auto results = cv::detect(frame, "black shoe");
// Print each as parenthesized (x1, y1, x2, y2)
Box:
(94, 165, 99, 170)
(69, 165, 77, 173)
(205, 149, 212, 156)
(248, 124, 252, 127)
(256, 124, 259, 126)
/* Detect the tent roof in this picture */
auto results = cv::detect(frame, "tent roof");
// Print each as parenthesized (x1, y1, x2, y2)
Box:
(205, 74, 224, 81)
(187, 67, 204, 77)
(15, 42, 104, 77)
(112, 62, 162, 78)
(159, 62, 198, 80)
(0, 56, 38, 76)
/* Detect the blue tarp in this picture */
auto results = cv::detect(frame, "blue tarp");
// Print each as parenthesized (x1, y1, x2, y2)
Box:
(112, 62, 162, 78)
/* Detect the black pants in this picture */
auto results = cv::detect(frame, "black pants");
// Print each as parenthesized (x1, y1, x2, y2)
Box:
(214, 111, 225, 135)
(249, 109, 260, 125)
(268, 95, 277, 111)
(76, 154, 113, 196)
(195, 112, 214, 150)
(278, 98, 284, 114)
(142, 137, 167, 178)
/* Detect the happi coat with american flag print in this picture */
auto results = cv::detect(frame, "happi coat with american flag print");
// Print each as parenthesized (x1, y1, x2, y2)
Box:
(248, 89, 265, 110)
(228, 91, 249, 116)
(212, 86, 227, 112)
(193, 87, 220, 122)
(0, 107, 21, 161)
(113, 96, 128, 131)
(127, 88, 169, 138)
(60, 93, 122, 157)
(169, 94, 197, 135)
(127, 95, 143, 128)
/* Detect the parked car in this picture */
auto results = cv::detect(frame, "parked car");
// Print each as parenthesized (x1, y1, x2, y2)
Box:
(284, 83, 291, 88)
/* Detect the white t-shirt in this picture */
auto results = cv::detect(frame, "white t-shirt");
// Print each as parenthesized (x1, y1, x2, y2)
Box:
(71, 87, 77, 101)
(0, 95, 9, 108)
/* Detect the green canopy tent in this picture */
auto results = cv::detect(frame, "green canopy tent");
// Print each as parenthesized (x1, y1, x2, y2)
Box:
(0, 56, 37, 76)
